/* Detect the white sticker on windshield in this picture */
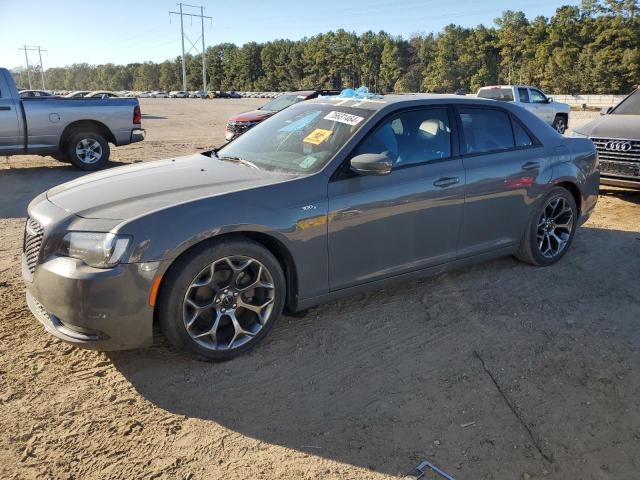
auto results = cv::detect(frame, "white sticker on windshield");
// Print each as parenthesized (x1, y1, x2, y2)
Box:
(324, 111, 364, 126)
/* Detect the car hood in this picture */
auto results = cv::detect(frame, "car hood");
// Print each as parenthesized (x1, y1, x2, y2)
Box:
(575, 114, 640, 139)
(46, 154, 284, 220)
(229, 109, 274, 123)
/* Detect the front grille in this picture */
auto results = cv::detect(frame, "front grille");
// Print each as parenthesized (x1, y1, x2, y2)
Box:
(23, 218, 44, 274)
(226, 121, 259, 136)
(591, 138, 640, 178)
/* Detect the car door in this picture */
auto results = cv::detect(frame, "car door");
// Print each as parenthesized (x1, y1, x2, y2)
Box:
(456, 105, 548, 258)
(517, 87, 535, 115)
(0, 82, 22, 153)
(327, 106, 465, 291)
(529, 88, 553, 124)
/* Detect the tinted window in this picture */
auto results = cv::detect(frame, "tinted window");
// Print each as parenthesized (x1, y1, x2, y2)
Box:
(612, 89, 640, 115)
(512, 119, 534, 147)
(477, 88, 514, 102)
(354, 108, 451, 167)
(518, 88, 530, 103)
(459, 108, 514, 154)
(529, 89, 547, 104)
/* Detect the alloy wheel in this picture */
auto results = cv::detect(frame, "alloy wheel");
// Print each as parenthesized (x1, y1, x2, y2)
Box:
(555, 118, 566, 134)
(536, 197, 574, 259)
(182, 255, 276, 351)
(75, 138, 103, 164)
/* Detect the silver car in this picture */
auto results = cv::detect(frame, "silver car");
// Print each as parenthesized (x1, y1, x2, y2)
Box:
(23, 94, 599, 361)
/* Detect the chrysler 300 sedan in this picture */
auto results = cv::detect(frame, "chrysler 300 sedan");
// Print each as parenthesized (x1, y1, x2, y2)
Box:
(23, 94, 599, 361)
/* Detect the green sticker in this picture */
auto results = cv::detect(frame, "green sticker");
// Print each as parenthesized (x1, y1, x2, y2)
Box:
(299, 156, 319, 169)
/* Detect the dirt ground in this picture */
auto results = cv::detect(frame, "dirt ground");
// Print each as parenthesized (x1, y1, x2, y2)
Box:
(0, 100, 639, 480)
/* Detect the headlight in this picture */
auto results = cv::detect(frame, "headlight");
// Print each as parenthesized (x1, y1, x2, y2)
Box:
(571, 131, 588, 138)
(59, 232, 131, 268)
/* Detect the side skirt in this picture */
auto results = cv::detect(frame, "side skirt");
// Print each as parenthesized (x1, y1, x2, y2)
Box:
(294, 245, 519, 311)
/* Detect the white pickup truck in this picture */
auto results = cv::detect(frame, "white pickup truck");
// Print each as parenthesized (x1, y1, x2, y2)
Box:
(0, 68, 144, 170)
(476, 85, 570, 134)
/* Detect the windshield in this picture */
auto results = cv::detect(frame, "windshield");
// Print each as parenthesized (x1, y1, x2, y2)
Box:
(260, 94, 307, 112)
(216, 102, 373, 174)
(477, 88, 514, 102)
(612, 89, 640, 114)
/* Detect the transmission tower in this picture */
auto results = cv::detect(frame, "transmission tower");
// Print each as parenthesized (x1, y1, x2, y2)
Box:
(169, 3, 212, 92)
(18, 46, 47, 90)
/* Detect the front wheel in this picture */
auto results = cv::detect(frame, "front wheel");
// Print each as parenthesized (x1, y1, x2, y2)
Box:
(516, 187, 577, 266)
(552, 115, 567, 134)
(158, 239, 286, 361)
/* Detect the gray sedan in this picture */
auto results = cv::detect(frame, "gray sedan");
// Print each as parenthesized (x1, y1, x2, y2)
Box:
(23, 95, 599, 361)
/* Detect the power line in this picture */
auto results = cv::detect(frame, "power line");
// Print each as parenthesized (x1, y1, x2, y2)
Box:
(18, 45, 47, 90)
(169, 3, 212, 92)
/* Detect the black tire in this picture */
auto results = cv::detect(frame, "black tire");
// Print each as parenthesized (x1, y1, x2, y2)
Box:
(552, 115, 567, 134)
(516, 187, 578, 266)
(66, 130, 110, 171)
(158, 238, 286, 361)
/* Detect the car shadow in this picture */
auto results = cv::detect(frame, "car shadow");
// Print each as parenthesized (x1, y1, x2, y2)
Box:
(599, 186, 640, 205)
(0, 161, 129, 219)
(109, 227, 640, 477)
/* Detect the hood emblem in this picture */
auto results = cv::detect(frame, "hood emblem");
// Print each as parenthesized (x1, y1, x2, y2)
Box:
(604, 140, 632, 152)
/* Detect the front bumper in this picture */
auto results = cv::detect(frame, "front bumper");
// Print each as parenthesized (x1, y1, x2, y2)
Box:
(600, 175, 640, 190)
(23, 253, 157, 351)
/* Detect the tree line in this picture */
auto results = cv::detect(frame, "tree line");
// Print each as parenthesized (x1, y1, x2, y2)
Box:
(12, 1, 639, 95)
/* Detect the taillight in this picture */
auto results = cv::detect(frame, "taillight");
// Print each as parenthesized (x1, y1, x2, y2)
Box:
(133, 105, 142, 125)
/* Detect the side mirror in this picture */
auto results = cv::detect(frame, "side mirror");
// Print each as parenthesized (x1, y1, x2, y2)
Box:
(350, 153, 392, 176)
(547, 97, 554, 103)
(600, 106, 613, 115)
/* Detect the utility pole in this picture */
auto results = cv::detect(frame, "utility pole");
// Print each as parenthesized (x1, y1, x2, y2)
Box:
(21, 45, 32, 89)
(18, 45, 47, 90)
(169, 3, 212, 93)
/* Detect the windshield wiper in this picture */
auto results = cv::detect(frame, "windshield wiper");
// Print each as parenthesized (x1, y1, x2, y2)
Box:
(218, 155, 260, 170)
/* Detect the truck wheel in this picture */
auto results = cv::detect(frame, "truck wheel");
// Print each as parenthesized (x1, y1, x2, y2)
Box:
(552, 115, 567, 134)
(66, 130, 110, 171)
(158, 238, 286, 361)
(515, 187, 577, 266)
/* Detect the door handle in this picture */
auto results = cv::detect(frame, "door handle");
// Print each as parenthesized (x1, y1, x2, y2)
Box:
(521, 161, 540, 170)
(433, 177, 460, 188)
(0, 106, 10, 111)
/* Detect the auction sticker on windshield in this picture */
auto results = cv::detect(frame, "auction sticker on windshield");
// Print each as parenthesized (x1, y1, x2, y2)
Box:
(324, 111, 364, 126)
(304, 128, 333, 145)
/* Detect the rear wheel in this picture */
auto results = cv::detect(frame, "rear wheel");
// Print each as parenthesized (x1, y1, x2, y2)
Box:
(516, 187, 577, 266)
(158, 239, 286, 361)
(66, 130, 110, 171)
(552, 115, 567, 134)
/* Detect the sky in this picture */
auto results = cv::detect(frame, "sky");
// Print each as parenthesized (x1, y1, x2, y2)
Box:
(0, 0, 580, 69)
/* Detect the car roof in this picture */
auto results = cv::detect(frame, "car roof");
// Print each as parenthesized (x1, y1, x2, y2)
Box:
(306, 93, 505, 111)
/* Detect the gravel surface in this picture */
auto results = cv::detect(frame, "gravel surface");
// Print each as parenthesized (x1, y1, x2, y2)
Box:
(1, 100, 639, 480)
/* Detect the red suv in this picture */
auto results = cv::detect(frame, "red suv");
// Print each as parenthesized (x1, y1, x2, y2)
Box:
(225, 89, 340, 140)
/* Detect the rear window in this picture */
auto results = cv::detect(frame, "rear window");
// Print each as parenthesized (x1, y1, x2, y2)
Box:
(477, 88, 514, 102)
(459, 108, 515, 155)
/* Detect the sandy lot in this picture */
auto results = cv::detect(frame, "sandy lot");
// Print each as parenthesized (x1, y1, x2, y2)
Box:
(0, 100, 639, 480)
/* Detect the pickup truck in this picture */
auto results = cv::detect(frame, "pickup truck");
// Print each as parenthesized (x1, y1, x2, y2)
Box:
(477, 85, 570, 134)
(0, 68, 144, 170)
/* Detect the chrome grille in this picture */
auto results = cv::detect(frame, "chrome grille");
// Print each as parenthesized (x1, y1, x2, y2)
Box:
(24, 218, 44, 274)
(591, 138, 640, 179)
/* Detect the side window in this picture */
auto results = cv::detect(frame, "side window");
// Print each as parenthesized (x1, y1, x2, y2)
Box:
(518, 88, 530, 103)
(354, 108, 451, 167)
(459, 108, 515, 155)
(512, 118, 534, 148)
(529, 89, 547, 104)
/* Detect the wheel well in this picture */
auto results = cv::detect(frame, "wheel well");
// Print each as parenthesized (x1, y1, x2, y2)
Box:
(154, 231, 299, 318)
(59, 120, 116, 150)
(556, 181, 581, 214)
